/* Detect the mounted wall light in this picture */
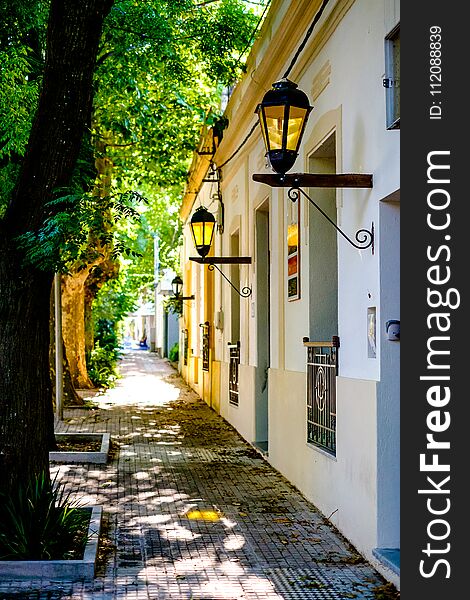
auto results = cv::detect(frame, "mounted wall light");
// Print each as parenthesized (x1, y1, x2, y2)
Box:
(171, 275, 194, 301)
(190, 206, 216, 258)
(254, 79, 374, 253)
(189, 207, 252, 298)
(256, 78, 312, 175)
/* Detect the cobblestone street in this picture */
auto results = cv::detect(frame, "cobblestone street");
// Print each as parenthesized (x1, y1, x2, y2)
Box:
(0, 351, 396, 599)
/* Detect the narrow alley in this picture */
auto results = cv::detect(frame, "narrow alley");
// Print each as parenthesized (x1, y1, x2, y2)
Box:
(1, 351, 395, 600)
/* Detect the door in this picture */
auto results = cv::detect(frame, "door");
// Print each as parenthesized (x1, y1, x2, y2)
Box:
(255, 200, 270, 452)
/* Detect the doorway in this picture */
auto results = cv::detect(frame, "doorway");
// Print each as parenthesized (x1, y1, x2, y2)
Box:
(308, 133, 338, 341)
(254, 200, 270, 453)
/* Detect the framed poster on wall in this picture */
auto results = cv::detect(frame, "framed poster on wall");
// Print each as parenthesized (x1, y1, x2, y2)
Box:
(287, 198, 300, 301)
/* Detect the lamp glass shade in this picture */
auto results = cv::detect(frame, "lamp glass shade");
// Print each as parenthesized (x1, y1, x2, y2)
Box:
(190, 206, 216, 258)
(256, 78, 312, 174)
(172, 276, 183, 298)
(263, 105, 286, 150)
(286, 105, 308, 151)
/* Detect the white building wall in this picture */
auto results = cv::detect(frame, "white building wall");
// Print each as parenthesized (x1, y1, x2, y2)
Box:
(181, 0, 399, 586)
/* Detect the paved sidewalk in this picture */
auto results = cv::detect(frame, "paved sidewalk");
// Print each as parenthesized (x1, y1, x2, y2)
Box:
(0, 351, 397, 599)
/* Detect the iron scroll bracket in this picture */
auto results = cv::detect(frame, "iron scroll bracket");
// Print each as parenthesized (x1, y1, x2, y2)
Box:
(289, 187, 374, 253)
(208, 263, 252, 298)
(189, 256, 252, 298)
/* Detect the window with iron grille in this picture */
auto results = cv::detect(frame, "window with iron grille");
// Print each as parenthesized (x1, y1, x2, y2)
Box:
(304, 337, 339, 455)
(183, 329, 189, 366)
(228, 341, 240, 406)
(200, 322, 210, 372)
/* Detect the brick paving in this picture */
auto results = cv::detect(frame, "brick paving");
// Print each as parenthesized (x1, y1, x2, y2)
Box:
(0, 350, 396, 599)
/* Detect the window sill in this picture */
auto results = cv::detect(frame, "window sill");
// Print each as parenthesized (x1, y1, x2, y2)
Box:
(372, 548, 400, 576)
(306, 442, 337, 461)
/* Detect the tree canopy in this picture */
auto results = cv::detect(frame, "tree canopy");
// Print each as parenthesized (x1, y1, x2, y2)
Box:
(1, 0, 264, 288)
(0, 0, 268, 490)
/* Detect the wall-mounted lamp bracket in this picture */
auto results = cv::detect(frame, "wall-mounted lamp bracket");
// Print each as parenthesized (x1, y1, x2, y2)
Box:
(253, 172, 374, 253)
(189, 257, 252, 298)
(289, 187, 374, 252)
(252, 172, 373, 188)
(189, 256, 251, 265)
(202, 164, 221, 183)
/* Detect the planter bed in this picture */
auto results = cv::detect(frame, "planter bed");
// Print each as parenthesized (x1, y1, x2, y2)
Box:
(50, 432, 110, 464)
(0, 506, 102, 582)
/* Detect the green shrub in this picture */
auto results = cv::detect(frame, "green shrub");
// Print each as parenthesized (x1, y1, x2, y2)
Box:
(87, 343, 119, 388)
(0, 472, 89, 560)
(168, 342, 179, 362)
(95, 317, 120, 351)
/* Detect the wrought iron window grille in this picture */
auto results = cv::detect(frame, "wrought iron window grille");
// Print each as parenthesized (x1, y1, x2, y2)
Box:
(200, 321, 210, 372)
(303, 336, 339, 455)
(228, 341, 241, 406)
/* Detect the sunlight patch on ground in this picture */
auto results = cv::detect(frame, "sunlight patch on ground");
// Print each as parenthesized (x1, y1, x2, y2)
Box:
(153, 492, 189, 505)
(172, 556, 214, 573)
(223, 534, 246, 550)
(220, 517, 237, 529)
(94, 372, 181, 409)
(133, 471, 150, 480)
(132, 514, 172, 525)
(185, 509, 221, 522)
(159, 522, 201, 541)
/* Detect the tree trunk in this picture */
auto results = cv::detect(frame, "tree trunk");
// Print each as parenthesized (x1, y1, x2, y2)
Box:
(0, 0, 113, 494)
(62, 269, 96, 389)
(49, 288, 84, 410)
(62, 135, 117, 388)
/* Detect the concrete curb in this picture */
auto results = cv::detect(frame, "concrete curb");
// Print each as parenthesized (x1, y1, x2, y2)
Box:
(50, 432, 110, 464)
(0, 505, 102, 581)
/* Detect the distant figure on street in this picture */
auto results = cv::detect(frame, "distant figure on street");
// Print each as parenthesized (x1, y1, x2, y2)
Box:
(139, 334, 148, 348)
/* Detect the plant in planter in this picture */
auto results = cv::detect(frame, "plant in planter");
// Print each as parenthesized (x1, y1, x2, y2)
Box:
(0, 472, 89, 561)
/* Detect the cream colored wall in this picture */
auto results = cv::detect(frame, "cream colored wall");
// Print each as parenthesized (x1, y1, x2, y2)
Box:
(268, 369, 378, 560)
(179, 0, 400, 584)
(300, 0, 398, 380)
(220, 363, 256, 442)
(215, 0, 398, 574)
(211, 360, 221, 412)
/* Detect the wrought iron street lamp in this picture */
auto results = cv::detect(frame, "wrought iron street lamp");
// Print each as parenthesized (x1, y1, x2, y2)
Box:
(190, 206, 216, 259)
(254, 79, 374, 252)
(256, 78, 312, 175)
(189, 207, 252, 298)
(171, 275, 194, 301)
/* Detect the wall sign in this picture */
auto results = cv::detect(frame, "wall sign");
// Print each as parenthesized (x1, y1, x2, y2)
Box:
(287, 198, 301, 301)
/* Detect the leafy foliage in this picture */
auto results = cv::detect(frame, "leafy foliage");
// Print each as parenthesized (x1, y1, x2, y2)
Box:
(90, 0, 261, 298)
(0, 0, 48, 216)
(1, 0, 267, 356)
(87, 275, 137, 387)
(168, 342, 179, 362)
(0, 471, 89, 560)
(92, 275, 138, 326)
(87, 342, 120, 388)
(0, 46, 40, 161)
(164, 295, 184, 317)
(16, 187, 146, 273)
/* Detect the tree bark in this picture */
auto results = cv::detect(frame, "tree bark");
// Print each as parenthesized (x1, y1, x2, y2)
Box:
(49, 287, 84, 409)
(61, 135, 116, 388)
(0, 0, 113, 493)
(62, 269, 96, 389)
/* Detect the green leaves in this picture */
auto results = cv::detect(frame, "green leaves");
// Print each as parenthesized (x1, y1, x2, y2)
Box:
(0, 471, 89, 561)
(0, 46, 40, 160)
(16, 188, 147, 273)
(2, 0, 265, 305)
